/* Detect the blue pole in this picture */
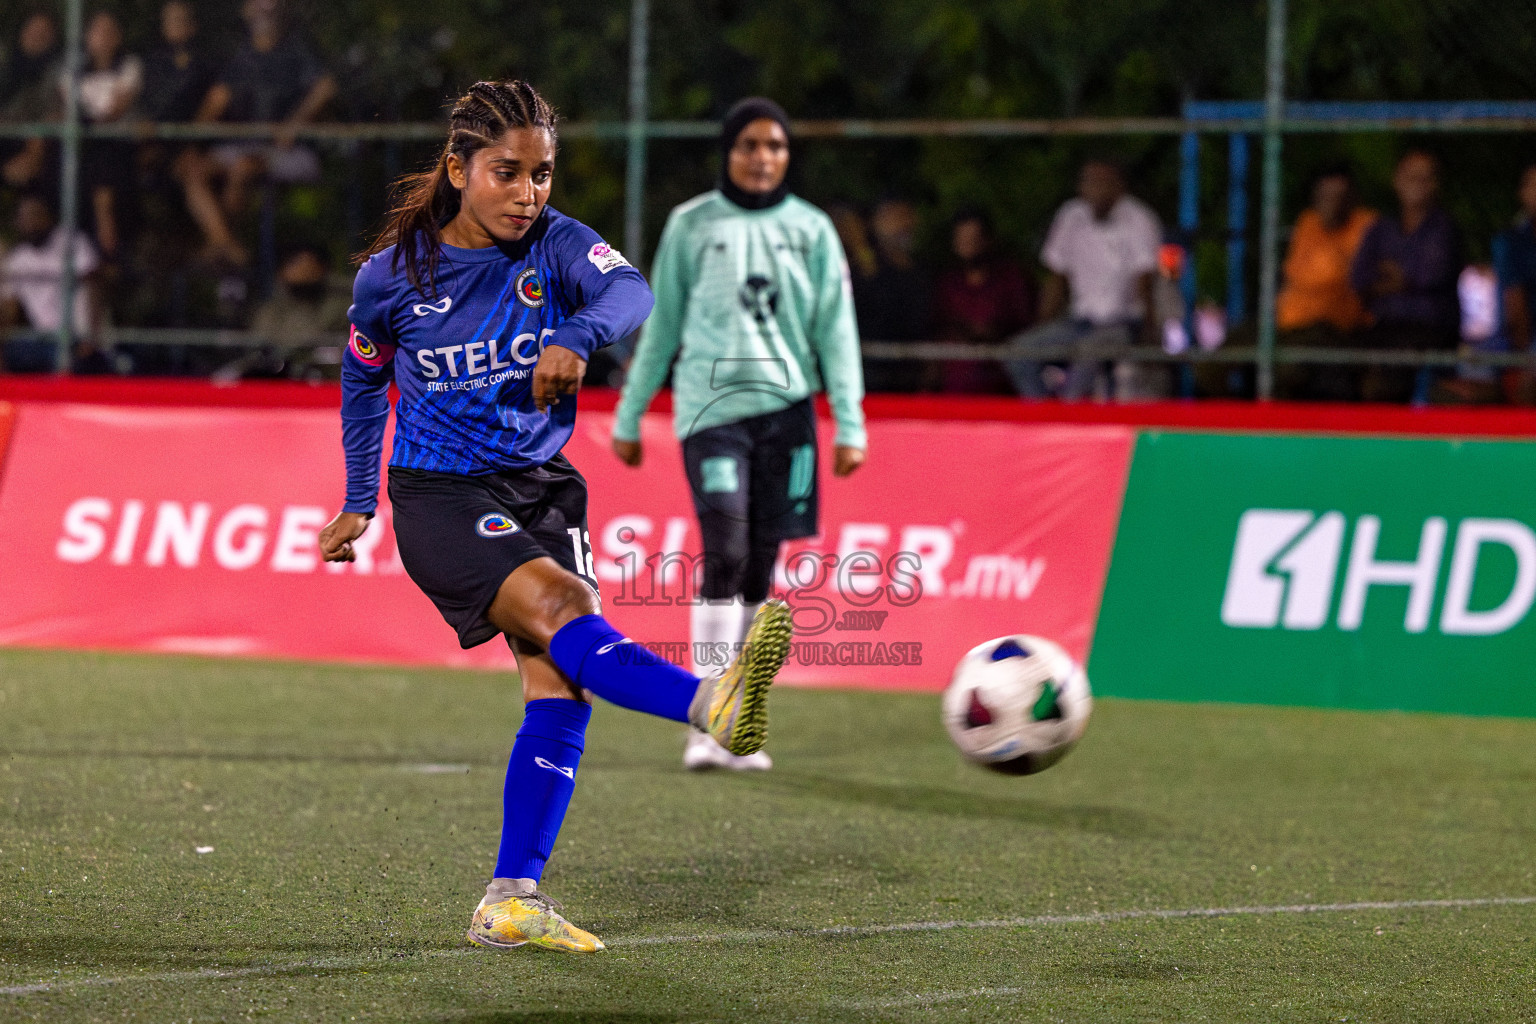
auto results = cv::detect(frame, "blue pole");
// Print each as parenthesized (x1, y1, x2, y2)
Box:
(1177, 132, 1200, 395)
(1227, 134, 1250, 325)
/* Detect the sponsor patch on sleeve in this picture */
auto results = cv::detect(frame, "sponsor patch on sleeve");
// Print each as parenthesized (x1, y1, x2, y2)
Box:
(586, 242, 631, 274)
(349, 324, 394, 367)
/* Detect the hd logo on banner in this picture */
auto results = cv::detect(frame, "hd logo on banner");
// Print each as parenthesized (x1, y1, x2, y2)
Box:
(1222, 510, 1536, 637)
(1092, 432, 1536, 717)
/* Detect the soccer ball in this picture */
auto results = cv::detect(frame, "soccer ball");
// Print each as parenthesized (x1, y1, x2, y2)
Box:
(942, 634, 1093, 775)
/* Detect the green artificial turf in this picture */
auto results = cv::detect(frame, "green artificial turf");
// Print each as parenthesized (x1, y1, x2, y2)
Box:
(1, 648, 1533, 1022)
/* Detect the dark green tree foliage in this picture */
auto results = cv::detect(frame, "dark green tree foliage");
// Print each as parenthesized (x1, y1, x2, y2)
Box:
(3, 0, 1535, 287)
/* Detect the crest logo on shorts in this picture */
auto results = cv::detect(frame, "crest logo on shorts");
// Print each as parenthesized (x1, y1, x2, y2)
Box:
(476, 513, 521, 538)
(515, 267, 545, 308)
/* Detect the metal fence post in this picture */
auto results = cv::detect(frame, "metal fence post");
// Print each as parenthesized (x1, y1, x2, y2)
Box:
(56, 0, 85, 375)
(1254, 0, 1287, 400)
(624, 0, 651, 265)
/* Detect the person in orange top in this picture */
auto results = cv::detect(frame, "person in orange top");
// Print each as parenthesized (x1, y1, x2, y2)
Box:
(1274, 165, 1377, 400)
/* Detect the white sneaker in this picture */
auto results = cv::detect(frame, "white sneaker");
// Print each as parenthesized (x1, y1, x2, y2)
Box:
(683, 729, 773, 772)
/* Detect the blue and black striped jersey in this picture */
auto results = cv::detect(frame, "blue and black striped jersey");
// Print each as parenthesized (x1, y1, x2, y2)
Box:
(339, 207, 653, 514)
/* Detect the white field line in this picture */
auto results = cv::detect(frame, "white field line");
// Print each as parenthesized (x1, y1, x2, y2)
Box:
(608, 894, 1536, 947)
(3, 895, 1533, 998)
(850, 984, 1037, 1009)
(0, 949, 474, 997)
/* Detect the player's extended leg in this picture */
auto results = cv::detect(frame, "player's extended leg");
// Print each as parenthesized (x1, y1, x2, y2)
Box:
(685, 514, 767, 769)
(488, 557, 791, 755)
(467, 640, 604, 954)
(680, 426, 786, 770)
(686, 530, 783, 771)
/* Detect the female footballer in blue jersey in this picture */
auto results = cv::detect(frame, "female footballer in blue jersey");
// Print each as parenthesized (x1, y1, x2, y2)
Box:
(316, 80, 792, 955)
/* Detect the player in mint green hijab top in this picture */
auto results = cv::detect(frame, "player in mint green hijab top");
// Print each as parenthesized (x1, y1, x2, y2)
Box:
(612, 97, 867, 771)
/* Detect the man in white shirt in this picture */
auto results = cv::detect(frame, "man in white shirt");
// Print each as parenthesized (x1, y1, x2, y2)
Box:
(0, 192, 101, 371)
(1008, 159, 1163, 400)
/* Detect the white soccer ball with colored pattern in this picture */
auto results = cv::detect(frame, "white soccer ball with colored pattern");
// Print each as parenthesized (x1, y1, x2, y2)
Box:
(942, 635, 1093, 775)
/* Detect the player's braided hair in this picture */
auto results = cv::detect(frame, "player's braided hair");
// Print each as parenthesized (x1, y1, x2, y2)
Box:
(364, 80, 558, 296)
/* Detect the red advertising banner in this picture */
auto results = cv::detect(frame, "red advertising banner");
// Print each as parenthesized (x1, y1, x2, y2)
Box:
(0, 401, 1132, 690)
(0, 401, 15, 476)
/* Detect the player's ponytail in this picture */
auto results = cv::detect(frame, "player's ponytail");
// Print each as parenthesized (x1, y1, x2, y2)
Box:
(363, 80, 559, 297)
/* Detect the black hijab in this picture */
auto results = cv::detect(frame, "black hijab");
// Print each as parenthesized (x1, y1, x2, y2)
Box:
(718, 97, 791, 211)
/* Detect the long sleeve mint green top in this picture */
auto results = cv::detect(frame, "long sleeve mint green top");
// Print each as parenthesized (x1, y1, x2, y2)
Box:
(612, 190, 867, 449)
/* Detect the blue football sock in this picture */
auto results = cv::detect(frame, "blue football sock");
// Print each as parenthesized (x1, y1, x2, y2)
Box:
(547, 614, 700, 723)
(493, 697, 591, 883)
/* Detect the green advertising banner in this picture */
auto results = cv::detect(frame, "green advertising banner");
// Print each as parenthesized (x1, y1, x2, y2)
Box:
(1091, 431, 1536, 717)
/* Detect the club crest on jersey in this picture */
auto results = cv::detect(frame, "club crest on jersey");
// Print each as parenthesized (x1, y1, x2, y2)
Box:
(349, 325, 387, 366)
(515, 267, 545, 308)
(476, 513, 521, 538)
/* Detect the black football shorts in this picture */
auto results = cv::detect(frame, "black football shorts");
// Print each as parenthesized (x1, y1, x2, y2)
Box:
(387, 454, 598, 649)
(681, 396, 820, 549)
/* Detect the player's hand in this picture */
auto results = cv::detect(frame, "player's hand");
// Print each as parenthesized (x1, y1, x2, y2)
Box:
(533, 345, 586, 412)
(833, 445, 866, 478)
(612, 437, 643, 467)
(319, 511, 371, 563)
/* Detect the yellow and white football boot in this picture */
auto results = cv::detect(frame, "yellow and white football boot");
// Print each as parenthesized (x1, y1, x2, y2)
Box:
(467, 881, 604, 954)
(688, 599, 793, 756)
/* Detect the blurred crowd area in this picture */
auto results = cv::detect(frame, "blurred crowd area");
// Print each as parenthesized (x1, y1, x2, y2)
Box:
(3, 1, 1536, 403)
(842, 153, 1536, 405)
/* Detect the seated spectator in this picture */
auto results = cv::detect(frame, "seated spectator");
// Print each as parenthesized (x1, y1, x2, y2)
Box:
(180, 0, 337, 266)
(0, 191, 102, 372)
(0, 11, 58, 114)
(69, 11, 143, 260)
(858, 197, 933, 392)
(220, 241, 349, 380)
(1349, 150, 1462, 403)
(1, 11, 61, 193)
(1272, 165, 1377, 400)
(142, 1, 217, 125)
(932, 208, 1033, 393)
(1007, 158, 1161, 401)
(1494, 163, 1536, 404)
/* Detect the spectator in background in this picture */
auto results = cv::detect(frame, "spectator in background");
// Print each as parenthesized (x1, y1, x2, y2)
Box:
(828, 201, 877, 298)
(142, 1, 217, 125)
(224, 241, 349, 379)
(0, 11, 59, 114)
(1350, 150, 1462, 403)
(0, 191, 102, 371)
(1008, 158, 1161, 401)
(1494, 163, 1536, 404)
(1, 11, 60, 192)
(180, 0, 337, 266)
(932, 208, 1033, 393)
(1272, 165, 1377, 401)
(70, 10, 143, 261)
(858, 197, 932, 392)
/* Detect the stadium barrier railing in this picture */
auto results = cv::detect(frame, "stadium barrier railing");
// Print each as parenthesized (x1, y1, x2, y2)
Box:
(5, 112, 1536, 387)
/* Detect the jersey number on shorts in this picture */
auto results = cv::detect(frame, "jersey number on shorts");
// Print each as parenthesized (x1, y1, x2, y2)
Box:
(566, 527, 596, 580)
